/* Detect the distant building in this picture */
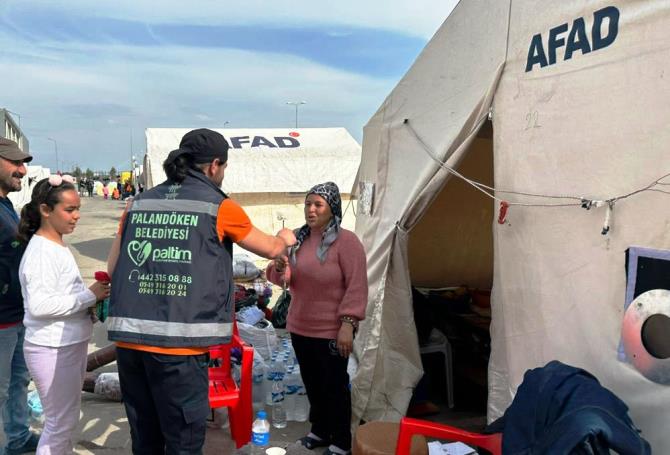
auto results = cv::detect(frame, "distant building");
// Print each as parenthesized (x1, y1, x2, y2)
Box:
(1, 109, 29, 153)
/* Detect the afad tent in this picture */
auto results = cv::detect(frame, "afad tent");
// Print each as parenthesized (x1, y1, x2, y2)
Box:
(144, 128, 361, 234)
(352, 0, 670, 450)
(7, 165, 50, 211)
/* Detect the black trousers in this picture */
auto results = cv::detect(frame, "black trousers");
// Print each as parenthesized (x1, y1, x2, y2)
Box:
(116, 347, 210, 455)
(291, 332, 352, 451)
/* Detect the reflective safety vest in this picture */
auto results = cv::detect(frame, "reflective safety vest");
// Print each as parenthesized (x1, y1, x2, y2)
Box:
(108, 171, 234, 347)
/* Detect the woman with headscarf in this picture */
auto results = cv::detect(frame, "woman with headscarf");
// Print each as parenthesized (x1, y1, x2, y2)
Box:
(266, 182, 367, 455)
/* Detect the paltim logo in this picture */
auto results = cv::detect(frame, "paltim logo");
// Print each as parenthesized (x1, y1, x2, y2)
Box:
(127, 240, 152, 267)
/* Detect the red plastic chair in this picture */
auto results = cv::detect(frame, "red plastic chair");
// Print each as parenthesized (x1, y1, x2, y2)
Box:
(208, 321, 254, 448)
(395, 417, 502, 455)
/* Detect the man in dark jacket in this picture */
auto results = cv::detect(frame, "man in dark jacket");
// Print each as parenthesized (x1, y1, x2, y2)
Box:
(0, 138, 40, 454)
(107, 129, 296, 454)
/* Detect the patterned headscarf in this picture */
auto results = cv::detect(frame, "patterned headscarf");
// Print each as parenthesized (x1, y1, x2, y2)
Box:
(290, 182, 342, 263)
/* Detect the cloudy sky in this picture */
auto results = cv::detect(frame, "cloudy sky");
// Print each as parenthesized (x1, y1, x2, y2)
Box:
(1, 1, 457, 172)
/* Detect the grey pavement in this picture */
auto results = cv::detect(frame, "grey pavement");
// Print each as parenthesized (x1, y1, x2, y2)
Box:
(21, 196, 310, 454)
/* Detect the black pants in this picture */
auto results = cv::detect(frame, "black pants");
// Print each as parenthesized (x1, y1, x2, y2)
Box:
(116, 347, 210, 455)
(291, 333, 352, 451)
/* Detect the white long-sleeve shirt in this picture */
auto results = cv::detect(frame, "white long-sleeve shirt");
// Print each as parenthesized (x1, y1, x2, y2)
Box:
(19, 235, 95, 347)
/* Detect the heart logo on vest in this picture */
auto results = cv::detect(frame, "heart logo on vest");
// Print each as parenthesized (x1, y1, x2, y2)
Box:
(127, 240, 152, 267)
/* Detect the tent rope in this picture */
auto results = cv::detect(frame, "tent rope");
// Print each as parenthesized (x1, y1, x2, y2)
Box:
(404, 119, 583, 206)
(343, 196, 356, 217)
(403, 118, 670, 234)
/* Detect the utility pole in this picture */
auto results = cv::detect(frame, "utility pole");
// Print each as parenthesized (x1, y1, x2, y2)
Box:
(47, 137, 59, 172)
(286, 101, 307, 128)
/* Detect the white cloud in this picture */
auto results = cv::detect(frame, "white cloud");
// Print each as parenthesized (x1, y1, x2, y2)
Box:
(0, 1, 461, 169)
(2, 38, 395, 168)
(4, 0, 458, 39)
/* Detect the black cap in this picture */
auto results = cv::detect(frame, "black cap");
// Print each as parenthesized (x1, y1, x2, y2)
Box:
(0, 138, 32, 162)
(164, 128, 229, 166)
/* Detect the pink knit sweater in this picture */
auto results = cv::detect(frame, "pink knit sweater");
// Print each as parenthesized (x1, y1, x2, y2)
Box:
(266, 227, 367, 339)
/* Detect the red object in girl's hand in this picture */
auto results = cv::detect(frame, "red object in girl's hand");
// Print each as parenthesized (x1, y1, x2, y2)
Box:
(95, 271, 111, 283)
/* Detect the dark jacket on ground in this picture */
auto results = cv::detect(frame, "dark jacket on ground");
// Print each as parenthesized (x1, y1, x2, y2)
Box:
(488, 360, 651, 454)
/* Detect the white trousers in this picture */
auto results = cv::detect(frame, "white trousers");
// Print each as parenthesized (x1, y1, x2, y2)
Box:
(24, 340, 88, 455)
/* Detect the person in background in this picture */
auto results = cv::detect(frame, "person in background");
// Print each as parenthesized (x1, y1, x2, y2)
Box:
(0, 138, 40, 455)
(78, 178, 86, 197)
(123, 182, 132, 199)
(102, 183, 109, 200)
(17, 176, 110, 454)
(106, 128, 296, 454)
(266, 182, 367, 455)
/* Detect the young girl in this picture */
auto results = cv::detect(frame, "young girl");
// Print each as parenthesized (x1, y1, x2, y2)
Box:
(17, 175, 110, 455)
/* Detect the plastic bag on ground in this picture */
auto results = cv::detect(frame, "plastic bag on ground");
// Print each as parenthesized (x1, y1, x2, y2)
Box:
(237, 305, 265, 326)
(27, 390, 44, 423)
(252, 351, 267, 408)
(233, 254, 261, 281)
(94, 372, 123, 401)
(238, 319, 277, 361)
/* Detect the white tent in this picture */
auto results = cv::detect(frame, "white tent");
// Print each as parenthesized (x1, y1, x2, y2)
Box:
(352, 0, 670, 450)
(144, 128, 361, 233)
(7, 165, 51, 211)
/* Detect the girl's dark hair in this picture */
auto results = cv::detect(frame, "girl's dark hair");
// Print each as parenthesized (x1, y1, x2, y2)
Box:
(163, 153, 203, 183)
(17, 178, 76, 243)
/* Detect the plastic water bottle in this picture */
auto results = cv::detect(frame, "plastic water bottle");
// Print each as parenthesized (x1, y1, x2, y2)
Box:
(265, 354, 277, 405)
(265, 355, 286, 405)
(283, 367, 299, 421)
(27, 390, 44, 423)
(287, 345, 297, 365)
(294, 366, 309, 422)
(271, 378, 287, 428)
(252, 359, 266, 409)
(251, 410, 270, 455)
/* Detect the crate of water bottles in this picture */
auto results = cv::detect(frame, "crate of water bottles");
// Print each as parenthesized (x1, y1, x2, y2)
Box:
(261, 335, 309, 427)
